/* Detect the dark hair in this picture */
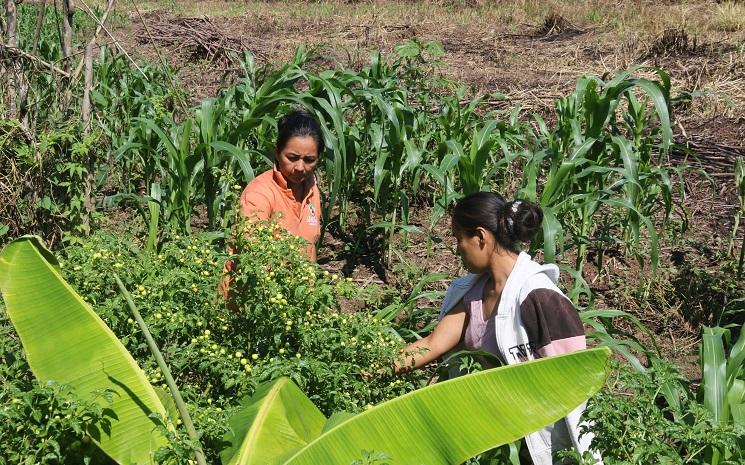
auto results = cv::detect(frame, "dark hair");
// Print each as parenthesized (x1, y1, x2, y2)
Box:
(452, 192, 543, 251)
(276, 110, 325, 155)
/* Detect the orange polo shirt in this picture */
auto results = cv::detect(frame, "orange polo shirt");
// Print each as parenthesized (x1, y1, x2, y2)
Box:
(239, 167, 321, 261)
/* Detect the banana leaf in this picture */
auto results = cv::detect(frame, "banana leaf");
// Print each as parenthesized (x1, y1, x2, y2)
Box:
(222, 347, 611, 465)
(0, 237, 168, 464)
(221, 378, 326, 465)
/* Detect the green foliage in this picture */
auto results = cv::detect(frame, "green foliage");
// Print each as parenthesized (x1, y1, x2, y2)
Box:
(6, 126, 103, 243)
(574, 361, 744, 465)
(226, 220, 421, 413)
(518, 67, 685, 294)
(699, 325, 745, 464)
(0, 379, 116, 465)
(0, 237, 171, 462)
(223, 348, 611, 465)
(729, 157, 745, 276)
(0, 293, 113, 464)
(1, 223, 416, 460)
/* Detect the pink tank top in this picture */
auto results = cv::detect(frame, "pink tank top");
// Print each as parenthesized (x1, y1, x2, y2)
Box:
(462, 274, 503, 366)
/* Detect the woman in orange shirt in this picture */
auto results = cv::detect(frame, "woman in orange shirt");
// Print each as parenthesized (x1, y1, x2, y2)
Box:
(238, 109, 324, 261)
(220, 110, 324, 301)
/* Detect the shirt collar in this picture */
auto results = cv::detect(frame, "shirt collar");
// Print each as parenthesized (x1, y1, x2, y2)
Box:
(272, 166, 315, 202)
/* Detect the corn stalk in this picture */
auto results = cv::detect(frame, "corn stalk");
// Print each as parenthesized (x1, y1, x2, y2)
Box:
(520, 68, 678, 297)
(728, 157, 745, 277)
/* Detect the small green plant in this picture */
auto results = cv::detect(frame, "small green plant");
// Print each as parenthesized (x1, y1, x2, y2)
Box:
(0, 380, 117, 465)
(699, 324, 745, 464)
(574, 361, 743, 465)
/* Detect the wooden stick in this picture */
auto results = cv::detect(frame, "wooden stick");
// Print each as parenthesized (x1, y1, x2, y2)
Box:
(31, 0, 48, 55)
(81, 41, 93, 133)
(5, 0, 18, 48)
(72, 0, 115, 81)
(75, 0, 146, 78)
(61, 0, 73, 73)
(4, 0, 20, 119)
(0, 44, 72, 77)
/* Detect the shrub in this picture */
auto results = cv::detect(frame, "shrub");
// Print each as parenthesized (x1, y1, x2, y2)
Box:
(571, 361, 744, 464)
(31, 222, 423, 459)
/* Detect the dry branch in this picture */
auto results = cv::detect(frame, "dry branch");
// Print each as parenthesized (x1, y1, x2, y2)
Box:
(3, 0, 20, 119)
(135, 15, 249, 65)
(31, 0, 47, 55)
(5, 0, 18, 47)
(81, 41, 93, 132)
(673, 134, 745, 179)
(0, 44, 71, 77)
(61, 0, 74, 72)
(75, 0, 146, 78)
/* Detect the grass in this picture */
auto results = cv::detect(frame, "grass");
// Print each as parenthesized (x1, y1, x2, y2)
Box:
(712, 1, 745, 32)
(128, 1, 736, 35)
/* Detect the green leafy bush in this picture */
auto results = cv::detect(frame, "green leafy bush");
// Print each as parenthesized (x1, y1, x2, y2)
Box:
(28, 222, 420, 459)
(0, 319, 116, 465)
(573, 361, 744, 465)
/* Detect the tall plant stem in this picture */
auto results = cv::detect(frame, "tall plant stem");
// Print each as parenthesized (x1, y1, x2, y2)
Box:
(738, 230, 745, 279)
(573, 209, 591, 304)
(728, 210, 741, 257)
(388, 204, 397, 266)
(61, 0, 74, 73)
(114, 274, 208, 465)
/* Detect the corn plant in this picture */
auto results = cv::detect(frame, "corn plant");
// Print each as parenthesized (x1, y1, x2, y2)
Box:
(134, 117, 200, 235)
(700, 324, 745, 464)
(728, 157, 745, 277)
(519, 68, 680, 294)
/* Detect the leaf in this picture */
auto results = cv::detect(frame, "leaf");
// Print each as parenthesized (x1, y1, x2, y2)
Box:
(728, 379, 745, 427)
(0, 237, 168, 464)
(220, 378, 326, 465)
(321, 412, 356, 434)
(394, 40, 421, 58)
(702, 326, 728, 424)
(262, 348, 609, 465)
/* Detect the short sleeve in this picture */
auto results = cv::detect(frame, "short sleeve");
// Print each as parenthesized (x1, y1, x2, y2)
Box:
(519, 289, 586, 358)
(240, 188, 273, 220)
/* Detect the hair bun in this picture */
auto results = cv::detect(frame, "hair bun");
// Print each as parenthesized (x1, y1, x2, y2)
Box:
(506, 199, 543, 243)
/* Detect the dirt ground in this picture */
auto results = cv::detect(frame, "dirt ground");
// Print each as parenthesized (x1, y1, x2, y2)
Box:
(110, 0, 745, 378)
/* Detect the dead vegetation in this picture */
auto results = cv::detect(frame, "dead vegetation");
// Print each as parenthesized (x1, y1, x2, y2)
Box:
(647, 27, 698, 58)
(134, 14, 263, 65)
(535, 13, 584, 39)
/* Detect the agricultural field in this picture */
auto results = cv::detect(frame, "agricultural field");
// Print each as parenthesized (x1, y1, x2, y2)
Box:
(1, 0, 745, 464)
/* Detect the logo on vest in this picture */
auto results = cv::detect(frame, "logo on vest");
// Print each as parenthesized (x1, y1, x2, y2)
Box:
(508, 342, 536, 361)
(307, 204, 318, 226)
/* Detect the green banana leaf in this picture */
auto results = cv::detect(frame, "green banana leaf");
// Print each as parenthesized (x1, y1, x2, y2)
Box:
(221, 377, 326, 465)
(223, 347, 611, 465)
(0, 237, 168, 464)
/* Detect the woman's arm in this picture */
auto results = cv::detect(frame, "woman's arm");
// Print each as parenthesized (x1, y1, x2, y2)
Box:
(394, 303, 467, 373)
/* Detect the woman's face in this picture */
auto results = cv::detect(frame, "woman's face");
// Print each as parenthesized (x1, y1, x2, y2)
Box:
(452, 223, 490, 274)
(276, 136, 320, 186)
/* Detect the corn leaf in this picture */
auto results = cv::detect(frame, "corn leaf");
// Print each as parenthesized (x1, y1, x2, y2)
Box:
(702, 326, 729, 424)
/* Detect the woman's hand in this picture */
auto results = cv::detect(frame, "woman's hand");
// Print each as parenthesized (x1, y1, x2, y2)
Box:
(394, 304, 466, 374)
